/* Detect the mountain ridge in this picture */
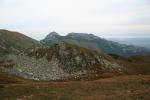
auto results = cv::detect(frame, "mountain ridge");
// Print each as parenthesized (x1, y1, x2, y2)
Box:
(41, 32, 150, 57)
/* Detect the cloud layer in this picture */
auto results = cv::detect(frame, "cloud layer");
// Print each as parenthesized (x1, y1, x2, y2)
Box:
(0, 0, 150, 39)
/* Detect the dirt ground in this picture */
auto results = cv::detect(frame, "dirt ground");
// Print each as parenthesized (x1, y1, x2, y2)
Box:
(0, 73, 150, 100)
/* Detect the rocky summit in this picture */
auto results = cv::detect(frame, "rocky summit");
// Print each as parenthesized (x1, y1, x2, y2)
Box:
(0, 42, 123, 80)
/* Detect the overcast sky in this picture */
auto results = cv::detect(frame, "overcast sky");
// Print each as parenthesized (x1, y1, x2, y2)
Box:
(0, 0, 150, 40)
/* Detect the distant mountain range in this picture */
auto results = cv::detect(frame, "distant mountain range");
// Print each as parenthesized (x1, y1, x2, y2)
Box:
(107, 37, 150, 49)
(41, 32, 150, 57)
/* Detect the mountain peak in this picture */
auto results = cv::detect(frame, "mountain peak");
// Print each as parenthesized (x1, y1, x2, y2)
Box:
(45, 32, 60, 40)
(49, 31, 59, 36)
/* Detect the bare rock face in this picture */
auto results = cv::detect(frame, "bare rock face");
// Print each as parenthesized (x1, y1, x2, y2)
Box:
(0, 43, 123, 80)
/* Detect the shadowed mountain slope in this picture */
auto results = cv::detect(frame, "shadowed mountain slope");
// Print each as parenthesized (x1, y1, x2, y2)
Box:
(41, 32, 150, 57)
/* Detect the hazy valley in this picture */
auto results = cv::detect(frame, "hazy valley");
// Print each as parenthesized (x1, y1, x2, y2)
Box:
(107, 37, 150, 49)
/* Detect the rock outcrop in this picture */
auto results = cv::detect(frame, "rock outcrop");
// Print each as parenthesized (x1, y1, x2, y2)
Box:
(0, 43, 123, 80)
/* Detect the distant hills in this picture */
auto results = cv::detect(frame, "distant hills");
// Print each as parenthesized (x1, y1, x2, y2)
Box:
(107, 37, 150, 49)
(41, 32, 150, 57)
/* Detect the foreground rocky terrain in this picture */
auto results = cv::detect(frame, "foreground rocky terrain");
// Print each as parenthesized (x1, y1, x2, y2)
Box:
(0, 42, 123, 80)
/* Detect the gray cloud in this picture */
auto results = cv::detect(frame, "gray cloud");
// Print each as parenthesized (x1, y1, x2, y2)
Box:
(0, 0, 150, 40)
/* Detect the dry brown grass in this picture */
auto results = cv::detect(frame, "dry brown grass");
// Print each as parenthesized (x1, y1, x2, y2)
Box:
(0, 73, 150, 100)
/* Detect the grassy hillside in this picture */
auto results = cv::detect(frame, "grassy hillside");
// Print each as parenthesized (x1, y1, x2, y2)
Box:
(126, 56, 150, 75)
(113, 55, 150, 75)
(0, 72, 30, 84)
(0, 29, 41, 55)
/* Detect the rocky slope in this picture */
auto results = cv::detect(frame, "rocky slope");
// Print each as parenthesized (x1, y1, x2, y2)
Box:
(0, 42, 123, 80)
(0, 29, 41, 56)
(41, 32, 150, 57)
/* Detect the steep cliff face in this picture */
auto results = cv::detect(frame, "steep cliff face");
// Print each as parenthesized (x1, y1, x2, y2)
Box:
(0, 43, 123, 80)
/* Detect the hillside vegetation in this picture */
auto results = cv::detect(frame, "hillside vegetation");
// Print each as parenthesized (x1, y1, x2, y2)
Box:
(0, 30, 40, 56)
